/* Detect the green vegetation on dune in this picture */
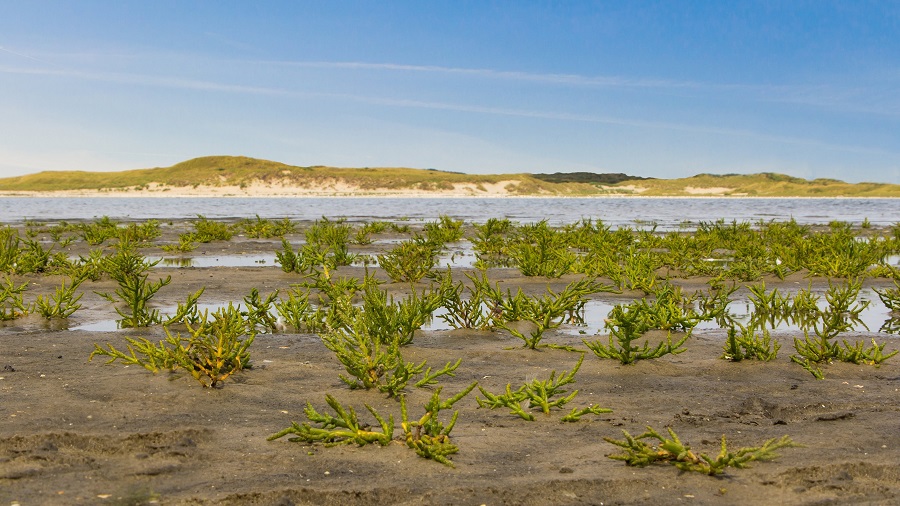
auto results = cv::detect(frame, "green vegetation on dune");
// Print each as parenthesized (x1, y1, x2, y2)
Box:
(532, 172, 652, 185)
(0, 156, 309, 191)
(0, 155, 897, 197)
(0, 156, 596, 195)
(622, 172, 900, 197)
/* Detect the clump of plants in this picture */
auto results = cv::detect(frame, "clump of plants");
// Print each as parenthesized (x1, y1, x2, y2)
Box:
(322, 316, 460, 397)
(77, 216, 159, 245)
(619, 246, 664, 293)
(274, 286, 328, 332)
(276, 218, 359, 274)
(36, 220, 78, 246)
(508, 221, 577, 278)
(322, 318, 417, 395)
(268, 394, 394, 446)
(268, 384, 476, 467)
(32, 275, 85, 319)
(821, 278, 869, 323)
(119, 220, 162, 244)
(696, 281, 738, 327)
(90, 304, 255, 388)
(239, 215, 297, 238)
(439, 270, 608, 342)
(401, 383, 477, 467)
(435, 269, 499, 330)
(164, 287, 205, 326)
(788, 286, 822, 326)
(746, 282, 792, 319)
(96, 247, 171, 328)
(242, 288, 279, 333)
(470, 217, 514, 268)
(0, 273, 87, 321)
(875, 279, 900, 312)
(423, 215, 465, 246)
(285, 271, 439, 343)
(351, 221, 389, 245)
(0, 227, 69, 275)
(790, 279, 895, 378)
(0, 277, 29, 320)
(583, 293, 692, 364)
(358, 283, 442, 346)
(305, 217, 352, 246)
(69, 249, 106, 281)
(798, 222, 887, 278)
(79, 216, 120, 245)
(377, 239, 439, 283)
(161, 235, 197, 253)
(640, 284, 702, 331)
(495, 278, 612, 349)
(476, 355, 611, 422)
(721, 322, 780, 362)
(791, 321, 896, 379)
(190, 215, 234, 242)
(274, 269, 378, 333)
(605, 426, 799, 475)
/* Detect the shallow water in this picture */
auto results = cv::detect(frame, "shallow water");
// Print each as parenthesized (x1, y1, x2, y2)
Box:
(70, 301, 247, 332)
(3, 197, 899, 230)
(15, 195, 899, 336)
(153, 255, 276, 268)
(424, 289, 899, 338)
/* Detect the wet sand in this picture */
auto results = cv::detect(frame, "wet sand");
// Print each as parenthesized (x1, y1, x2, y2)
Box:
(1, 222, 899, 505)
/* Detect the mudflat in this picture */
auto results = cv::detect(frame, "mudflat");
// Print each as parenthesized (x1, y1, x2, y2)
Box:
(1, 221, 899, 505)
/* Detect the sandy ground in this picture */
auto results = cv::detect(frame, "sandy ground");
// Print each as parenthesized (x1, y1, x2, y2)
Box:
(683, 187, 733, 196)
(1, 224, 899, 505)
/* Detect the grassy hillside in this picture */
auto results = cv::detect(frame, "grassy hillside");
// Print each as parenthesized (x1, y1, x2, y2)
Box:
(620, 172, 900, 197)
(0, 156, 897, 197)
(0, 156, 599, 195)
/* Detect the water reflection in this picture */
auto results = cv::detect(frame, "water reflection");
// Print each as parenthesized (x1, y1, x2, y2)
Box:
(70, 302, 247, 332)
(555, 289, 897, 337)
(150, 255, 276, 268)
(880, 318, 900, 335)
(72, 294, 900, 338)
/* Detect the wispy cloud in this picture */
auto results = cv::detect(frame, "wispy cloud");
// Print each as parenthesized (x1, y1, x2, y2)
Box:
(262, 60, 900, 119)
(0, 45, 50, 65)
(7, 44, 898, 119)
(262, 60, 767, 92)
(0, 65, 292, 96)
(763, 83, 900, 118)
(354, 95, 897, 157)
(1, 61, 895, 158)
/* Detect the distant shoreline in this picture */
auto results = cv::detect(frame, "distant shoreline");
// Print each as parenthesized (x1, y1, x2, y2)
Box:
(0, 190, 893, 199)
(3, 156, 898, 197)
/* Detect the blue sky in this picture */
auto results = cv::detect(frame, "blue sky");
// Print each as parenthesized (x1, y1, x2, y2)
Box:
(1, 1, 899, 183)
